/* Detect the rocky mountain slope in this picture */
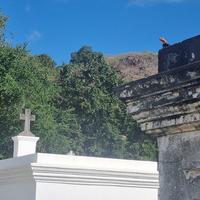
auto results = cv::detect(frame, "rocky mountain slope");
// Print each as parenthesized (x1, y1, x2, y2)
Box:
(106, 52, 158, 82)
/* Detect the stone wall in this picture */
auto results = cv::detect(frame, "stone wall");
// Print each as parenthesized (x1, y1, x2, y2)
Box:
(116, 35, 200, 200)
(158, 132, 200, 200)
(159, 35, 200, 72)
(116, 61, 200, 136)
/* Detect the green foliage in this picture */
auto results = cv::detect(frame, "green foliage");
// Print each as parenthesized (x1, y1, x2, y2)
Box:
(0, 10, 156, 161)
(0, 11, 7, 27)
(36, 54, 56, 68)
(0, 45, 82, 159)
(58, 46, 157, 160)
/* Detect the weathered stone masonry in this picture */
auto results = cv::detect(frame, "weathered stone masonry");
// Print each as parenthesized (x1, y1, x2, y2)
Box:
(116, 35, 200, 200)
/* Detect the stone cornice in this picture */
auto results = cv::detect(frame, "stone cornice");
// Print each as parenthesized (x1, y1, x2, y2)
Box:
(116, 62, 200, 136)
(31, 164, 158, 188)
(0, 154, 158, 189)
(116, 61, 200, 101)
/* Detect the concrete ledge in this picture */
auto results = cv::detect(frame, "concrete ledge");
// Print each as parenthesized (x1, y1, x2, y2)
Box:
(0, 153, 158, 188)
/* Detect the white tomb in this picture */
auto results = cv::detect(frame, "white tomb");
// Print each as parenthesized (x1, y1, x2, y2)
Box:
(0, 109, 159, 200)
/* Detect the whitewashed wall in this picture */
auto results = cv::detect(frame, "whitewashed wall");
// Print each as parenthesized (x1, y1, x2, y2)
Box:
(36, 183, 158, 200)
(0, 153, 159, 200)
(0, 155, 37, 200)
(0, 181, 36, 200)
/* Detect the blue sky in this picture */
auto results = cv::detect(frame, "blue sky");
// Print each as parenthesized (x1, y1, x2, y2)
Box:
(0, 0, 199, 64)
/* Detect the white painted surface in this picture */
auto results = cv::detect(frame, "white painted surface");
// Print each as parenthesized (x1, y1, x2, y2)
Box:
(0, 153, 159, 200)
(12, 136, 39, 157)
(0, 181, 36, 200)
(36, 182, 158, 200)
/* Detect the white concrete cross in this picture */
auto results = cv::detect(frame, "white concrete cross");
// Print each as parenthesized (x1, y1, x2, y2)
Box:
(20, 109, 35, 136)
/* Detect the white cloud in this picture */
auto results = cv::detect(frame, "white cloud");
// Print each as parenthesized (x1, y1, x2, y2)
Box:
(128, 0, 186, 6)
(27, 30, 42, 42)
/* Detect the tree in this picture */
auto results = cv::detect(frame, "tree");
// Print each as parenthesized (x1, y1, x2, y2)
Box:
(0, 11, 7, 44)
(0, 11, 82, 159)
(36, 54, 56, 68)
(0, 9, 156, 160)
(58, 46, 157, 160)
(0, 45, 83, 159)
